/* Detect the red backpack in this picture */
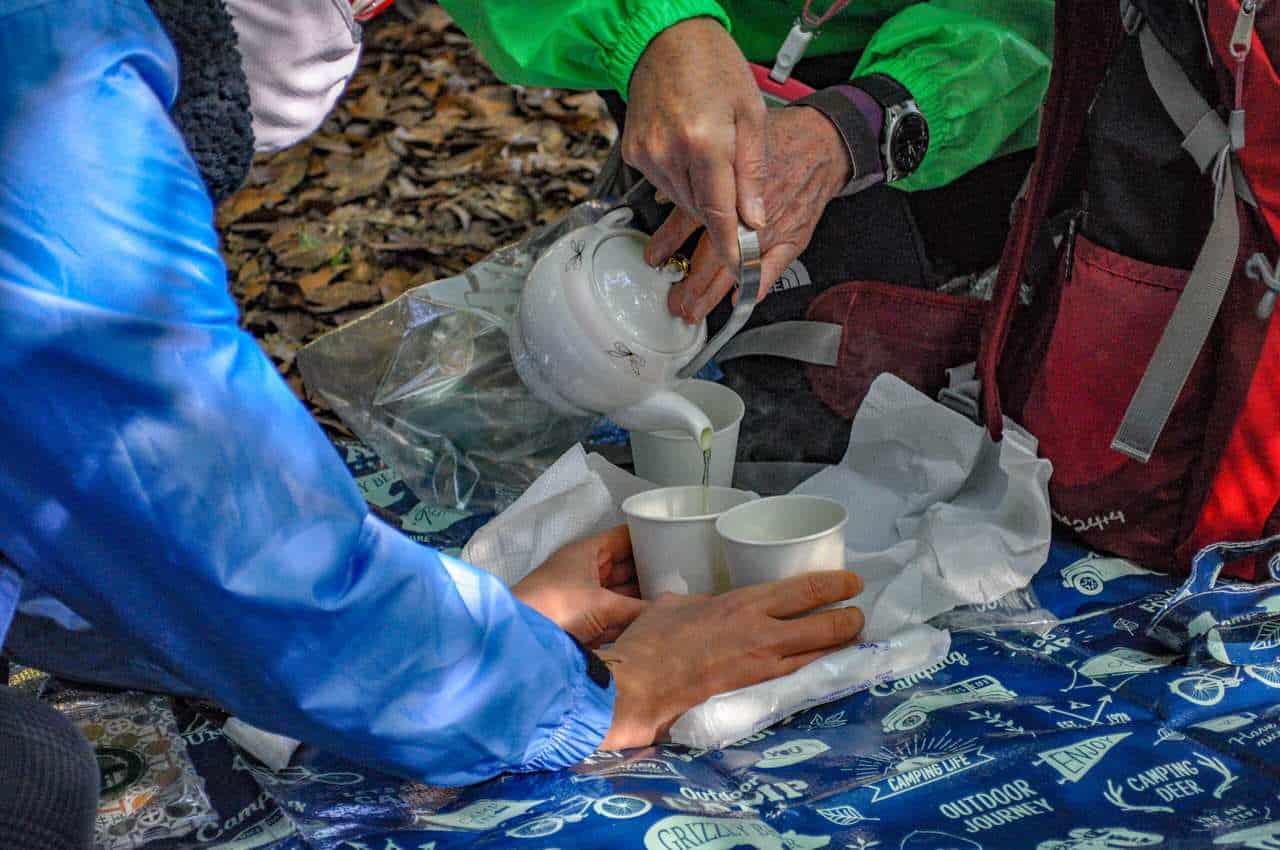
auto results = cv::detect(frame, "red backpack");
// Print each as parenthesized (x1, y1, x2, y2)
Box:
(733, 0, 1280, 579)
(985, 0, 1280, 580)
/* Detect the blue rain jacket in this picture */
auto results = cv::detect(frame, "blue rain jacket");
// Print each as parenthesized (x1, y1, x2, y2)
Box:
(0, 0, 613, 785)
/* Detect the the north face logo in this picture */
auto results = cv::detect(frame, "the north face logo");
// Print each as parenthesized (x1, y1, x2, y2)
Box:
(769, 261, 812, 294)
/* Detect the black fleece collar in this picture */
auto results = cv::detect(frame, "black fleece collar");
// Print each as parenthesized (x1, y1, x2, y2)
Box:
(145, 0, 255, 204)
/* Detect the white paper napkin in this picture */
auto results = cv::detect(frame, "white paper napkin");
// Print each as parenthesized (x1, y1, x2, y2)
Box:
(461, 374, 1053, 750)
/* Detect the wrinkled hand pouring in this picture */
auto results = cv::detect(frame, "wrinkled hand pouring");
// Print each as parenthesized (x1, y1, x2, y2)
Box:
(652, 107, 852, 323)
(625, 17, 768, 276)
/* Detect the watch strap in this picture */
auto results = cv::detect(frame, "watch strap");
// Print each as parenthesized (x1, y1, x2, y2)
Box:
(849, 72, 914, 110)
(571, 635, 613, 689)
(789, 88, 884, 197)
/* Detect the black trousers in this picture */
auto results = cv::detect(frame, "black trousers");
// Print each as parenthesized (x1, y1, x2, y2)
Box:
(599, 68, 1032, 463)
(0, 686, 99, 850)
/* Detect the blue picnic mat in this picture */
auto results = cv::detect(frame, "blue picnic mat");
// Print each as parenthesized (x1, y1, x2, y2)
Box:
(137, 443, 1280, 850)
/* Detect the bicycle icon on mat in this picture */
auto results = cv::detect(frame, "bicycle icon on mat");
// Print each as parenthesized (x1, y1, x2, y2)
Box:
(231, 756, 364, 787)
(505, 794, 652, 839)
(1169, 663, 1280, 707)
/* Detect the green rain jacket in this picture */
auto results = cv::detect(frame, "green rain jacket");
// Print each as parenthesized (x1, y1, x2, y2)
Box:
(439, 0, 1054, 191)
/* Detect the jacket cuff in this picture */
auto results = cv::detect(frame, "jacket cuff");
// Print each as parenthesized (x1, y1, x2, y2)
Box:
(850, 61, 946, 192)
(605, 0, 731, 100)
(516, 633, 616, 772)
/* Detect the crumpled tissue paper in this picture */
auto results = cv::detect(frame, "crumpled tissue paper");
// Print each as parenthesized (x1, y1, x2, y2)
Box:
(462, 374, 1053, 750)
(799, 373, 1053, 641)
(222, 718, 303, 772)
(461, 446, 653, 585)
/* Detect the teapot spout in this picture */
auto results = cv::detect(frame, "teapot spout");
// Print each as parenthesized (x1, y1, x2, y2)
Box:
(612, 390, 714, 448)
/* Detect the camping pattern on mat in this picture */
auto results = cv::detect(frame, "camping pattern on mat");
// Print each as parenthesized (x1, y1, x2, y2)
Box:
(124, 702, 307, 850)
(32, 443, 1280, 850)
(337, 440, 493, 556)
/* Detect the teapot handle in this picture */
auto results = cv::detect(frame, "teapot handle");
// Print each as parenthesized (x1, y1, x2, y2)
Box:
(677, 226, 763, 379)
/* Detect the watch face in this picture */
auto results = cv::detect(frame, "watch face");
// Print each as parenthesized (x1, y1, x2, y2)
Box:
(890, 111, 929, 176)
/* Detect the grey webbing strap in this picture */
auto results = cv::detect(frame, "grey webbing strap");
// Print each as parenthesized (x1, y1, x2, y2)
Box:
(1183, 110, 1231, 171)
(714, 321, 842, 366)
(1138, 26, 1214, 132)
(1112, 27, 1241, 463)
(1113, 171, 1238, 461)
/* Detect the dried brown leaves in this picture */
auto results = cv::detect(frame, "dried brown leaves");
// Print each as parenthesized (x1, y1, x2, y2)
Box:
(217, 4, 616, 431)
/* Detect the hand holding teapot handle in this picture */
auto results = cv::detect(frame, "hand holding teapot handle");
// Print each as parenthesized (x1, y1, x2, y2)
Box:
(676, 225, 762, 380)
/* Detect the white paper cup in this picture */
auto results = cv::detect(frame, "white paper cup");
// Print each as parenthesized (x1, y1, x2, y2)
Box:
(716, 495, 848, 589)
(622, 486, 758, 598)
(630, 380, 744, 488)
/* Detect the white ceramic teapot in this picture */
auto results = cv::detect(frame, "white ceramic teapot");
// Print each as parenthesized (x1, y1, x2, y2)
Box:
(512, 207, 746, 445)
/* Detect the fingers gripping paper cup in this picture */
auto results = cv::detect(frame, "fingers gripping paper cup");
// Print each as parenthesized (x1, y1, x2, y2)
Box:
(622, 486, 758, 598)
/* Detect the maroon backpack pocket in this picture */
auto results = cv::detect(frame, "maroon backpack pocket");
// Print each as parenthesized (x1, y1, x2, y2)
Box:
(1020, 234, 1215, 569)
(804, 281, 985, 420)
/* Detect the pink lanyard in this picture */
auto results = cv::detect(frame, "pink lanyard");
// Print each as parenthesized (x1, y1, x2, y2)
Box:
(801, 0, 854, 29)
(770, 0, 855, 83)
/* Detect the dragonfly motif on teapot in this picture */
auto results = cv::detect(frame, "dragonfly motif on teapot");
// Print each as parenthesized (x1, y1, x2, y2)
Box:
(607, 342, 646, 377)
(565, 239, 586, 273)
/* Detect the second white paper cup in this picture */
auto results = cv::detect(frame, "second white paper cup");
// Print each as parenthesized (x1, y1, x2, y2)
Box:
(716, 495, 848, 589)
(630, 380, 744, 487)
(622, 486, 758, 598)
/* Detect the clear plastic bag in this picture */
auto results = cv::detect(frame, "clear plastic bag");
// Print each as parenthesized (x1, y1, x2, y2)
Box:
(50, 690, 216, 850)
(298, 201, 618, 513)
(928, 586, 1059, 633)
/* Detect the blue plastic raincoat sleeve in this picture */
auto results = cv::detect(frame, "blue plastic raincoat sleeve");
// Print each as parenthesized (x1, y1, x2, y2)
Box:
(0, 0, 613, 786)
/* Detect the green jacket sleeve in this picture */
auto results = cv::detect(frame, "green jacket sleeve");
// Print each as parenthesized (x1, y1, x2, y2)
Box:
(853, 0, 1054, 191)
(438, 0, 730, 98)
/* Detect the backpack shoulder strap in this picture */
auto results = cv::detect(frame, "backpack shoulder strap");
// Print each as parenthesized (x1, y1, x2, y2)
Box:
(1111, 23, 1242, 461)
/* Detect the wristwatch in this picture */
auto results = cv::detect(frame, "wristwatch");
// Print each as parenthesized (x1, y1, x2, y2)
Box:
(851, 73, 930, 184)
(790, 73, 929, 196)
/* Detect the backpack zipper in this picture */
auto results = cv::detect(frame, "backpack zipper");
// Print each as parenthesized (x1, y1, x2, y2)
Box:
(1061, 209, 1085, 285)
(1231, 0, 1262, 61)
(1229, 0, 1265, 150)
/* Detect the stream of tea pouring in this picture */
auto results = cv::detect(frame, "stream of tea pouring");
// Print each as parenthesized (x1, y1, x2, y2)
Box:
(651, 223, 761, 493)
(690, 225, 759, 514)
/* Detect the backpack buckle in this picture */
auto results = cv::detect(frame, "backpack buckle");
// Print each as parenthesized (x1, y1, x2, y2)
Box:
(1248, 253, 1280, 320)
(1119, 0, 1145, 34)
(938, 363, 982, 424)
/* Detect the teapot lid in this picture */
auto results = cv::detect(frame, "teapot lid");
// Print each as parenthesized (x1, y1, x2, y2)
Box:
(591, 231, 700, 355)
